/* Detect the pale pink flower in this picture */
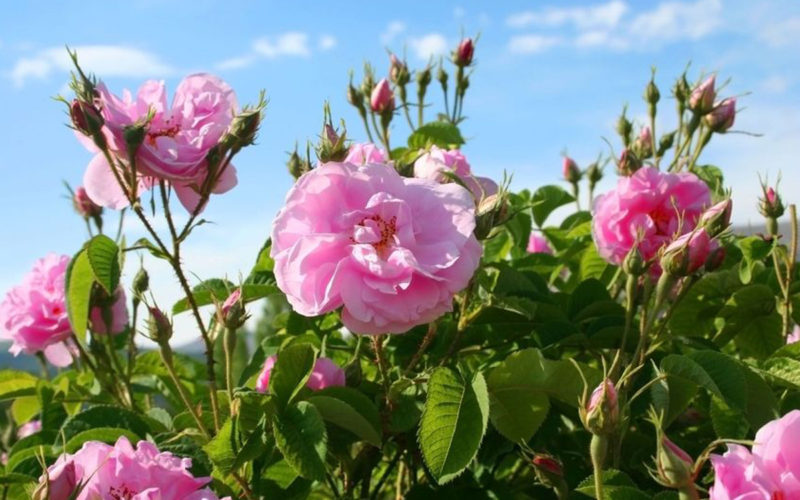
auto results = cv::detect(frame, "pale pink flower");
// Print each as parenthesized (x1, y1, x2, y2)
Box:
(345, 143, 388, 165)
(17, 419, 41, 439)
(89, 286, 128, 335)
(787, 325, 800, 344)
(0, 254, 74, 366)
(710, 410, 800, 499)
(255, 355, 346, 393)
(527, 233, 553, 254)
(272, 161, 482, 334)
(689, 75, 716, 113)
(588, 379, 618, 416)
(41, 436, 225, 500)
(706, 98, 736, 132)
(592, 167, 710, 269)
(79, 74, 238, 212)
(221, 288, 242, 318)
(413, 146, 498, 202)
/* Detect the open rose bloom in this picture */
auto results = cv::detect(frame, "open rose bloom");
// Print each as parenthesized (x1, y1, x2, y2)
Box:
(592, 167, 710, 269)
(256, 355, 346, 393)
(0, 254, 74, 366)
(413, 145, 498, 202)
(40, 436, 226, 500)
(710, 410, 800, 499)
(79, 74, 238, 212)
(271, 161, 482, 334)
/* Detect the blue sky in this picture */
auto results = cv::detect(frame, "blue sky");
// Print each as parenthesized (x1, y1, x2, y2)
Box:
(1, 0, 798, 345)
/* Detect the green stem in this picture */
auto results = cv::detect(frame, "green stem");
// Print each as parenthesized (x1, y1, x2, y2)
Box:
(590, 435, 608, 500)
(360, 112, 375, 143)
(783, 205, 797, 336)
(610, 274, 637, 379)
(668, 114, 700, 172)
(404, 322, 437, 377)
(572, 182, 581, 211)
(159, 342, 210, 439)
(678, 485, 700, 500)
(35, 352, 49, 380)
(223, 327, 237, 410)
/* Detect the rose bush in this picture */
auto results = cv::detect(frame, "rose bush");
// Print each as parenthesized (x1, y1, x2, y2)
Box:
(0, 41, 797, 500)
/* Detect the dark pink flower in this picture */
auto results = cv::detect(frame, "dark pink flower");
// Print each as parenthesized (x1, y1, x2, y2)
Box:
(255, 355, 346, 393)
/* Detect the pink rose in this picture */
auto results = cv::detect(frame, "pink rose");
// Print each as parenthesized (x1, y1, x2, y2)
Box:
(709, 411, 800, 499)
(345, 143, 388, 165)
(255, 355, 346, 393)
(89, 286, 128, 335)
(271, 161, 482, 334)
(413, 146, 498, 202)
(17, 419, 41, 439)
(42, 436, 225, 500)
(80, 74, 238, 213)
(527, 233, 553, 254)
(370, 78, 394, 113)
(706, 98, 736, 133)
(0, 254, 74, 366)
(454, 38, 475, 66)
(592, 166, 710, 269)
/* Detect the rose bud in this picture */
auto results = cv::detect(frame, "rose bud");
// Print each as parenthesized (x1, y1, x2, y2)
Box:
(705, 246, 726, 272)
(317, 122, 349, 163)
(616, 109, 633, 146)
(689, 75, 716, 114)
(759, 186, 785, 219)
(562, 156, 582, 184)
(370, 78, 395, 114)
(437, 64, 449, 92)
(661, 229, 712, 276)
(698, 199, 733, 237)
(587, 161, 603, 188)
(616, 148, 642, 177)
(148, 307, 173, 345)
(704, 98, 736, 133)
(657, 130, 676, 157)
(622, 245, 648, 276)
(33, 460, 77, 500)
(635, 126, 653, 158)
(531, 453, 567, 495)
(287, 147, 311, 180)
(645, 78, 660, 106)
(389, 53, 410, 86)
(73, 186, 102, 219)
(453, 37, 475, 66)
(220, 288, 248, 330)
(655, 435, 695, 488)
(581, 379, 619, 435)
(69, 99, 103, 136)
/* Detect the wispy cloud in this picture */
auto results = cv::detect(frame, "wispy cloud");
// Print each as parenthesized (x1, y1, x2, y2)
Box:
(506, 0, 722, 54)
(9, 45, 174, 87)
(759, 16, 800, 47)
(380, 21, 406, 45)
(508, 35, 563, 54)
(216, 32, 335, 71)
(408, 33, 448, 61)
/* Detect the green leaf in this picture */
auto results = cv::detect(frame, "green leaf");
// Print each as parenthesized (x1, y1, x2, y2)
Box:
(486, 351, 551, 442)
(269, 344, 316, 409)
(407, 122, 465, 149)
(763, 357, 800, 389)
(717, 285, 782, 359)
(710, 396, 749, 439)
(742, 365, 779, 429)
(687, 351, 746, 410)
(60, 405, 150, 441)
(65, 249, 94, 341)
(62, 427, 140, 453)
(576, 469, 649, 499)
(172, 278, 233, 314)
(307, 386, 382, 447)
(660, 355, 723, 400)
(531, 185, 575, 227)
(669, 270, 741, 337)
(204, 419, 237, 474)
(0, 371, 38, 401)
(418, 368, 489, 484)
(86, 234, 120, 293)
(273, 401, 327, 481)
(10, 396, 39, 425)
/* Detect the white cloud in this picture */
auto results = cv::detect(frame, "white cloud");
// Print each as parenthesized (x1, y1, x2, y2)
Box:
(508, 35, 562, 54)
(628, 0, 721, 43)
(381, 21, 406, 45)
(759, 16, 800, 47)
(216, 55, 257, 71)
(318, 35, 337, 51)
(507, 1, 628, 30)
(408, 33, 448, 60)
(253, 32, 311, 58)
(761, 75, 790, 94)
(10, 45, 174, 87)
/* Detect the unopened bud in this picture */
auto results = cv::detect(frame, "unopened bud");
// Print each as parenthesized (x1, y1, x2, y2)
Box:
(389, 54, 410, 86)
(657, 131, 677, 156)
(33, 460, 77, 500)
(616, 109, 633, 146)
(347, 78, 365, 114)
(635, 126, 653, 158)
(132, 268, 149, 301)
(759, 186, 785, 220)
(123, 122, 147, 158)
(437, 65, 448, 92)
(317, 121, 349, 163)
(562, 157, 581, 184)
(220, 288, 248, 330)
(417, 66, 432, 89)
(673, 73, 691, 107)
(698, 199, 732, 237)
(581, 379, 619, 435)
(148, 307, 173, 344)
(70, 99, 103, 136)
(661, 229, 712, 276)
(453, 38, 475, 66)
(705, 246, 726, 272)
(623, 246, 648, 276)
(617, 148, 642, 176)
(475, 192, 509, 240)
(645, 78, 661, 107)
(704, 98, 736, 133)
(287, 148, 310, 180)
(531, 454, 565, 491)
(361, 65, 376, 97)
(689, 75, 716, 114)
(587, 161, 604, 187)
(226, 107, 262, 151)
(73, 186, 102, 219)
(370, 78, 395, 114)
(655, 436, 695, 488)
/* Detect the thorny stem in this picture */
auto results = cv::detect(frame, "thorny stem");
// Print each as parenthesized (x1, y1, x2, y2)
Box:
(373, 335, 393, 413)
(403, 322, 437, 377)
(610, 274, 637, 379)
(442, 281, 476, 363)
(158, 344, 211, 439)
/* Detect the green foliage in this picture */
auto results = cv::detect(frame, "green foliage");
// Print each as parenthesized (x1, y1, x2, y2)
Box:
(407, 122, 465, 149)
(273, 401, 328, 481)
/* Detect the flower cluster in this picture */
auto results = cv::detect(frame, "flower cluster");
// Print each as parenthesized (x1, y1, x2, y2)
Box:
(271, 160, 482, 334)
(37, 436, 225, 500)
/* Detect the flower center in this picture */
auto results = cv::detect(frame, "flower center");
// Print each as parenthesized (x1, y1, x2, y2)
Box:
(772, 492, 785, 500)
(146, 119, 181, 146)
(353, 214, 398, 255)
(109, 485, 136, 500)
